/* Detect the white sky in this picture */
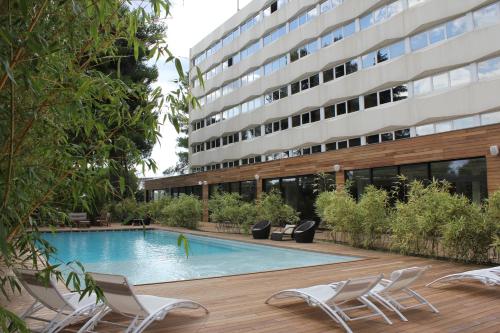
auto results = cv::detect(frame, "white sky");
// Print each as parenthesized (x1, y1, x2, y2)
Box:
(143, 0, 253, 177)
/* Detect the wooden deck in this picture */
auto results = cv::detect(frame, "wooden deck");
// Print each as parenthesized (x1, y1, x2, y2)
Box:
(3, 225, 500, 332)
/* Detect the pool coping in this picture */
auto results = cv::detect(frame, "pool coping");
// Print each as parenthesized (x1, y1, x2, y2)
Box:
(41, 225, 376, 286)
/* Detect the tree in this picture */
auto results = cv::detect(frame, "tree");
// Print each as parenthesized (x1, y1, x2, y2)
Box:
(163, 74, 192, 176)
(0, 0, 195, 330)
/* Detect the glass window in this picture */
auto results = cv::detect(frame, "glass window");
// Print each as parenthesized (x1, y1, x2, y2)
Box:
(333, 28, 343, 42)
(449, 67, 471, 87)
(474, 3, 500, 28)
(343, 21, 356, 37)
(301, 78, 309, 91)
(325, 105, 335, 118)
(322, 32, 333, 48)
(429, 25, 446, 44)
(302, 112, 310, 124)
(379, 89, 392, 104)
(311, 109, 320, 122)
(291, 82, 300, 94)
(336, 102, 347, 115)
(280, 118, 289, 130)
(265, 123, 272, 134)
(410, 31, 428, 51)
(346, 169, 371, 200)
(310, 74, 320, 87)
(240, 180, 256, 202)
(481, 111, 500, 125)
(364, 92, 378, 109)
(325, 142, 336, 151)
(432, 73, 449, 90)
(362, 52, 377, 68)
(323, 68, 334, 82)
(431, 158, 487, 203)
(273, 121, 280, 132)
(392, 85, 408, 101)
(414, 77, 432, 95)
(372, 166, 398, 193)
(446, 15, 470, 38)
(381, 132, 393, 141)
(453, 116, 477, 130)
(292, 115, 301, 127)
(264, 178, 280, 193)
(335, 64, 345, 78)
(416, 124, 435, 136)
(395, 128, 410, 139)
(347, 98, 359, 113)
(377, 48, 389, 63)
(389, 41, 405, 59)
(478, 56, 500, 79)
(435, 121, 452, 133)
(312, 145, 322, 153)
(345, 59, 359, 74)
(400, 163, 428, 181)
(302, 147, 311, 155)
(337, 140, 348, 149)
(349, 138, 361, 147)
(360, 13, 373, 30)
(367, 134, 380, 144)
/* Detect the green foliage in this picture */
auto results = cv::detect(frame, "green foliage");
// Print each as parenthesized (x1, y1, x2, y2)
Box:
(0, 0, 193, 329)
(162, 195, 202, 229)
(256, 189, 300, 227)
(208, 192, 258, 233)
(315, 191, 337, 222)
(312, 172, 336, 194)
(486, 190, 500, 232)
(322, 189, 363, 246)
(358, 186, 390, 248)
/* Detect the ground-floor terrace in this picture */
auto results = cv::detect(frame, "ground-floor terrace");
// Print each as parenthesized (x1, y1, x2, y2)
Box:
(145, 124, 500, 222)
(3, 225, 499, 333)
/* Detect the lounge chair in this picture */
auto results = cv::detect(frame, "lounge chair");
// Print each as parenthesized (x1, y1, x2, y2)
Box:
(426, 266, 500, 287)
(368, 266, 438, 321)
(251, 220, 271, 239)
(294, 220, 317, 243)
(96, 212, 110, 226)
(14, 268, 103, 333)
(78, 272, 208, 333)
(270, 224, 296, 241)
(265, 275, 392, 333)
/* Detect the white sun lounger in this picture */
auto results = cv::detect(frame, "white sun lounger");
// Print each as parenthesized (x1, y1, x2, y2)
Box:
(426, 266, 500, 287)
(368, 266, 438, 321)
(78, 272, 208, 333)
(14, 268, 103, 333)
(265, 275, 392, 333)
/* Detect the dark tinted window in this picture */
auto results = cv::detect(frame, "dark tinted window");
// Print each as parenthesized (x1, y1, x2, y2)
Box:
(312, 145, 322, 153)
(347, 98, 359, 113)
(324, 105, 335, 118)
(292, 115, 301, 127)
(280, 118, 289, 130)
(323, 68, 334, 82)
(310, 74, 320, 87)
(325, 142, 337, 151)
(367, 134, 380, 144)
(336, 102, 347, 115)
(335, 64, 345, 78)
(338, 140, 348, 149)
(311, 109, 320, 122)
(395, 128, 410, 139)
(291, 82, 300, 94)
(364, 92, 378, 109)
(302, 112, 310, 124)
(349, 138, 361, 147)
(379, 89, 392, 104)
(381, 132, 394, 141)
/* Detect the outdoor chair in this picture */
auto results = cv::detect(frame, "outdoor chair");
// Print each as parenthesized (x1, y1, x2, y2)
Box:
(294, 220, 316, 243)
(265, 274, 392, 333)
(95, 212, 110, 226)
(78, 272, 208, 333)
(251, 220, 271, 239)
(270, 224, 296, 241)
(368, 266, 439, 321)
(426, 265, 500, 287)
(68, 213, 91, 228)
(14, 268, 103, 333)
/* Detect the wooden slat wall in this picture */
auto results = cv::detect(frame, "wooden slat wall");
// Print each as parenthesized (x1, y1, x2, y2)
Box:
(146, 124, 500, 220)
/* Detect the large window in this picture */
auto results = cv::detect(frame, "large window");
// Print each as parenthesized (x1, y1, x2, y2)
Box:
(346, 158, 487, 203)
(264, 174, 334, 221)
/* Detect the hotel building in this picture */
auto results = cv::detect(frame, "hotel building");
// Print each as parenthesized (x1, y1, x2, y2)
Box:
(145, 0, 500, 222)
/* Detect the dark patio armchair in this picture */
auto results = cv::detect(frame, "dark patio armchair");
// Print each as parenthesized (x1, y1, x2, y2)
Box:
(252, 220, 271, 239)
(294, 220, 316, 243)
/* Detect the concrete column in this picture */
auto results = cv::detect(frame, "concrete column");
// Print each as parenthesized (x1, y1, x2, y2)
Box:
(202, 183, 209, 222)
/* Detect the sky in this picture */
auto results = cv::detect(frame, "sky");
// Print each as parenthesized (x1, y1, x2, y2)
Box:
(143, 0, 253, 177)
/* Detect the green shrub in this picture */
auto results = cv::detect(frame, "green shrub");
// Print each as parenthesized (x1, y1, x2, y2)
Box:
(358, 185, 390, 248)
(315, 191, 337, 222)
(322, 189, 362, 246)
(208, 192, 257, 233)
(162, 195, 202, 229)
(442, 198, 494, 263)
(486, 190, 500, 232)
(108, 198, 142, 224)
(143, 197, 172, 223)
(256, 189, 299, 226)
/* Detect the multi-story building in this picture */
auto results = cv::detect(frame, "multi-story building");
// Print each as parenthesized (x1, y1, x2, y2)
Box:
(145, 0, 500, 222)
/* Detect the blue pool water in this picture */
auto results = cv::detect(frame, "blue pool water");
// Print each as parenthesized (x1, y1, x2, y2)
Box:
(42, 230, 359, 284)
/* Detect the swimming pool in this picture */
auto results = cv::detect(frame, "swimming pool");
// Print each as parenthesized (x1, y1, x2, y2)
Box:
(42, 230, 360, 284)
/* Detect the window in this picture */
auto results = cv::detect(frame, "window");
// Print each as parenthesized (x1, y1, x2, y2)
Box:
(310, 74, 320, 87)
(263, 25, 286, 46)
(337, 140, 348, 149)
(292, 115, 301, 127)
(302, 113, 310, 125)
(395, 128, 410, 139)
(323, 68, 334, 82)
(265, 86, 288, 104)
(240, 180, 256, 202)
(367, 134, 380, 144)
(429, 24, 446, 44)
(453, 116, 477, 130)
(360, 1, 403, 30)
(410, 31, 428, 51)
(335, 64, 345, 78)
(311, 109, 320, 122)
(345, 59, 359, 74)
(478, 56, 500, 79)
(372, 166, 398, 193)
(413, 77, 432, 95)
(291, 40, 318, 62)
(264, 55, 287, 76)
(364, 92, 378, 109)
(280, 118, 289, 130)
(324, 105, 335, 118)
(265, 123, 273, 134)
(416, 124, 435, 136)
(312, 145, 322, 153)
(347, 98, 359, 113)
(449, 66, 471, 87)
(291, 74, 319, 94)
(400, 163, 429, 182)
(381, 132, 393, 141)
(446, 15, 471, 39)
(392, 85, 408, 101)
(240, 41, 260, 60)
(349, 138, 361, 147)
(432, 73, 449, 90)
(336, 102, 347, 115)
(289, 7, 318, 31)
(481, 110, 500, 125)
(346, 169, 371, 200)
(435, 121, 452, 133)
(241, 14, 260, 33)
(379, 89, 392, 104)
(362, 51, 377, 68)
(325, 142, 336, 151)
(474, 2, 500, 28)
(291, 82, 300, 94)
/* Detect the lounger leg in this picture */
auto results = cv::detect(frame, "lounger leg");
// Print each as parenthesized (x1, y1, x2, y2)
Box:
(125, 315, 140, 333)
(371, 293, 408, 322)
(406, 289, 439, 313)
(319, 304, 353, 333)
(360, 296, 392, 325)
(77, 307, 111, 333)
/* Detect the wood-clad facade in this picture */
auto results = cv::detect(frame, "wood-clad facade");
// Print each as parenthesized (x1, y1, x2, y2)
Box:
(145, 124, 500, 222)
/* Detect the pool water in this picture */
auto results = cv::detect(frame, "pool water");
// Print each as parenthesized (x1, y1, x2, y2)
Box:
(42, 230, 360, 284)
